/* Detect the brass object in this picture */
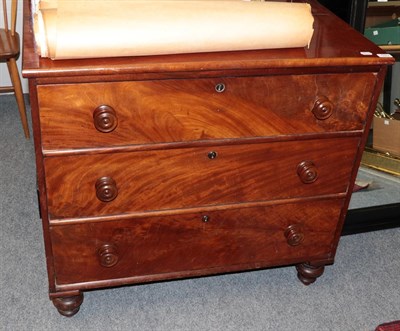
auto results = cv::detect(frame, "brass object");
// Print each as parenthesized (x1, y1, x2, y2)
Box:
(361, 148, 400, 177)
(374, 102, 394, 119)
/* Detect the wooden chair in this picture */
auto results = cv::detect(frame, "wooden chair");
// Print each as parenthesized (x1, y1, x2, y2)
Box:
(1, 0, 30, 138)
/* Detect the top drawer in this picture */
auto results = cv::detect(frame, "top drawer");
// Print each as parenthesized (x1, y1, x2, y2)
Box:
(37, 73, 376, 151)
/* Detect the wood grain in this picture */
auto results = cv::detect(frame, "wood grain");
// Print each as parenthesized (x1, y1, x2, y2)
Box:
(50, 198, 344, 285)
(37, 73, 375, 150)
(44, 137, 359, 219)
(21, 0, 393, 315)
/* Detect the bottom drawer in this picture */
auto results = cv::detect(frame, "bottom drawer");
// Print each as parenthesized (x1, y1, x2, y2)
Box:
(51, 199, 344, 286)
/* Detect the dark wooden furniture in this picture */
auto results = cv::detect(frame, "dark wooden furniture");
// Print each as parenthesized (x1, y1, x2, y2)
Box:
(22, 0, 394, 317)
(1, 0, 29, 138)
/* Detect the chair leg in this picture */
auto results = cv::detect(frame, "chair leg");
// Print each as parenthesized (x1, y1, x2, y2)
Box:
(7, 58, 30, 139)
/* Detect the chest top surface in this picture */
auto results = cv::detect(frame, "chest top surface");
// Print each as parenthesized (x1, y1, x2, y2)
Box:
(22, 0, 394, 80)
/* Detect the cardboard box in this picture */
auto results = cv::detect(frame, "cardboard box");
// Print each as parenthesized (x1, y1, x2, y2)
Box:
(373, 117, 400, 156)
(364, 19, 400, 45)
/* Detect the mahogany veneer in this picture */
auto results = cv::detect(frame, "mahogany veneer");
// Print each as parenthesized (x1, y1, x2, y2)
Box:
(22, 0, 394, 316)
(36, 73, 375, 150)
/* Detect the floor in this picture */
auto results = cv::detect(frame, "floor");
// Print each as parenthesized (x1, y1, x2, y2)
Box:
(349, 166, 400, 210)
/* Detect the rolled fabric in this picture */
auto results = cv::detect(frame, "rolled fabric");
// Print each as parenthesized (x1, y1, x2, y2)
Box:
(33, 0, 314, 60)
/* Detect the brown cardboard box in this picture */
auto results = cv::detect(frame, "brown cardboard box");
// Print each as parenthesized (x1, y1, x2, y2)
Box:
(373, 117, 400, 157)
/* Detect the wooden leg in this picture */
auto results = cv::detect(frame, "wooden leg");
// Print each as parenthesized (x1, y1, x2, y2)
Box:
(7, 58, 30, 139)
(296, 262, 325, 285)
(52, 292, 84, 317)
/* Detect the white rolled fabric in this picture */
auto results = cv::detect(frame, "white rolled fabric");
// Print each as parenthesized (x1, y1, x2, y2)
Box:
(33, 0, 314, 60)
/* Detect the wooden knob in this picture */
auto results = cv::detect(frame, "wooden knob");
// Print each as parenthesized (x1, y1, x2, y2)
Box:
(297, 161, 318, 184)
(93, 105, 118, 133)
(95, 177, 118, 202)
(284, 224, 304, 246)
(312, 96, 334, 120)
(98, 243, 119, 267)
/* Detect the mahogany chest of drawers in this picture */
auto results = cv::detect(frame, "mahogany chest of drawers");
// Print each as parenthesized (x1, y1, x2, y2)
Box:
(22, 0, 393, 316)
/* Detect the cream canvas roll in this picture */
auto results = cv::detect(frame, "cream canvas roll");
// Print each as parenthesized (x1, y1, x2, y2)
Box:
(33, 0, 314, 60)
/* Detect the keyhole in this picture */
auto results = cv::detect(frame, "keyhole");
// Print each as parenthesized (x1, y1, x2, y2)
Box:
(208, 151, 218, 159)
(215, 83, 225, 93)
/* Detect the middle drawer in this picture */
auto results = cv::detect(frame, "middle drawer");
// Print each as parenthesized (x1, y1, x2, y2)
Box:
(44, 138, 358, 220)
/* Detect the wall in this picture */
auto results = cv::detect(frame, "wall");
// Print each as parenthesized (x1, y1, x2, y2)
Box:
(0, 0, 28, 93)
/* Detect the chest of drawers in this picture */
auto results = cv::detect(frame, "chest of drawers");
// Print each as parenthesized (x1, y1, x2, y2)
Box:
(22, 0, 394, 317)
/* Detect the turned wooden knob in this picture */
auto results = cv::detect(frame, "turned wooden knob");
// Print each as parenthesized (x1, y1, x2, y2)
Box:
(93, 105, 118, 133)
(95, 177, 118, 202)
(98, 243, 119, 267)
(284, 224, 304, 246)
(312, 96, 334, 120)
(297, 161, 318, 184)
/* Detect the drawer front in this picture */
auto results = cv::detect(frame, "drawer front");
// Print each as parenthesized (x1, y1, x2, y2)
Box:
(44, 138, 358, 219)
(37, 73, 375, 150)
(51, 199, 343, 285)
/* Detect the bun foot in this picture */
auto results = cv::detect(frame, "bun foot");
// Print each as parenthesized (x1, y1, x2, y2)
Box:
(296, 263, 325, 285)
(52, 292, 84, 317)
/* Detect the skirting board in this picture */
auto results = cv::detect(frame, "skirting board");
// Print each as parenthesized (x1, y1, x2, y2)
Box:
(342, 203, 400, 235)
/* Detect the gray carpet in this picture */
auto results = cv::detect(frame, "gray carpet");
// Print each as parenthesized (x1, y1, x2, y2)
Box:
(1, 94, 399, 331)
(349, 167, 400, 210)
